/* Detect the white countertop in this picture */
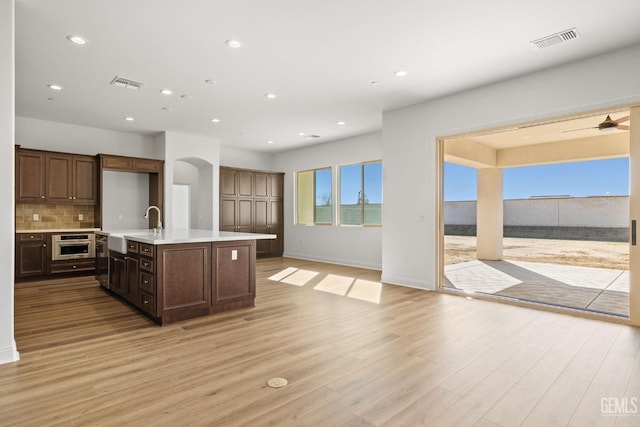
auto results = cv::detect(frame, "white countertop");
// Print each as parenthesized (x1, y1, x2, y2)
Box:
(16, 228, 101, 234)
(106, 228, 276, 247)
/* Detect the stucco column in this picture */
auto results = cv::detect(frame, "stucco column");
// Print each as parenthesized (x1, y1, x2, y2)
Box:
(477, 168, 503, 260)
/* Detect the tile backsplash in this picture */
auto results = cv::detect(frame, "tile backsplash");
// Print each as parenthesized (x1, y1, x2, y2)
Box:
(16, 203, 96, 230)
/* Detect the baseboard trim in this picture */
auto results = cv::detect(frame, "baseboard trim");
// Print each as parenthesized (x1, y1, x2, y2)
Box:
(380, 274, 434, 290)
(282, 252, 381, 271)
(0, 342, 20, 365)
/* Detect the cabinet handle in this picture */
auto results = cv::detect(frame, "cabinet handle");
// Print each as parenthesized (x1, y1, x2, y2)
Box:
(72, 265, 77, 269)
(30, 235, 34, 239)
(144, 279, 149, 284)
(43, 244, 46, 248)
(143, 248, 149, 253)
(73, 197, 77, 200)
(143, 298, 149, 305)
(68, 196, 72, 199)
(41, 195, 45, 199)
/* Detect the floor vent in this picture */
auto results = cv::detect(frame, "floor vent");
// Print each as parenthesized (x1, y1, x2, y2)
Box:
(110, 76, 144, 90)
(530, 28, 580, 50)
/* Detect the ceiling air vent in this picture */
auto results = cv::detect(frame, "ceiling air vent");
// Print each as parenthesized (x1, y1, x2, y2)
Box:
(110, 76, 144, 90)
(530, 28, 580, 50)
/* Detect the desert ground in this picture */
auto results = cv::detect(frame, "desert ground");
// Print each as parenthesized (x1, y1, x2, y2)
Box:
(444, 235, 629, 270)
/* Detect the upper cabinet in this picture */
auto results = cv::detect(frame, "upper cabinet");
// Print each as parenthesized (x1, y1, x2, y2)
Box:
(16, 148, 98, 205)
(219, 167, 284, 257)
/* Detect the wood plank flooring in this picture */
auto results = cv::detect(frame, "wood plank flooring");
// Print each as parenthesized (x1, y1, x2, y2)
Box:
(2, 257, 640, 426)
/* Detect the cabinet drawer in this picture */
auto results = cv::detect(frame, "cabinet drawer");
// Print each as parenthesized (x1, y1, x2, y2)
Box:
(139, 271, 155, 294)
(139, 257, 154, 272)
(126, 241, 139, 253)
(50, 259, 95, 274)
(19, 233, 45, 241)
(139, 243, 154, 257)
(140, 292, 156, 315)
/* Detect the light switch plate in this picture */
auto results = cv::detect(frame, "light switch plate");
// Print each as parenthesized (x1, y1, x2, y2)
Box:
(33, 213, 39, 221)
(231, 249, 238, 261)
(78, 213, 84, 221)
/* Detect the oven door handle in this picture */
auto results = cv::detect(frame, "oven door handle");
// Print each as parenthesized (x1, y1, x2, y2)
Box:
(57, 242, 90, 247)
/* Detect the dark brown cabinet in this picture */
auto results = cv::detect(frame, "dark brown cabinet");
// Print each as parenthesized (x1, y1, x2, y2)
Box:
(16, 151, 46, 202)
(15, 233, 48, 277)
(219, 167, 284, 257)
(16, 148, 97, 205)
(108, 239, 256, 325)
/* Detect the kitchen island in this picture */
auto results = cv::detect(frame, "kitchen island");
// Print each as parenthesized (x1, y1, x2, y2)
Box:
(105, 229, 276, 324)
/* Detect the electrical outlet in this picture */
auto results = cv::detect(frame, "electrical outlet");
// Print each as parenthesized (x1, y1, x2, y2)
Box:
(78, 213, 84, 221)
(33, 213, 39, 221)
(231, 249, 238, 261)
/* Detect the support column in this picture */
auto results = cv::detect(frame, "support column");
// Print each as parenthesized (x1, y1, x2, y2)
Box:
(477, 168, 503, 260)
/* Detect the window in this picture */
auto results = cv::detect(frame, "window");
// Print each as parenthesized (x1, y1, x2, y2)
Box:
(296, 168, 332, 225)
(339, 161, 382, 225)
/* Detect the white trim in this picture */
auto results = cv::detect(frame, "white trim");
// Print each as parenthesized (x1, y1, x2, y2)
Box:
(283, 252, 381, 271)
(0, 341, 20, 365)
(380, 274, 434, 290)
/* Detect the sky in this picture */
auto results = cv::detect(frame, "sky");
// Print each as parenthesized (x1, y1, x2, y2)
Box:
(314, 163, 383, 206)
(444, 158, 630, 201)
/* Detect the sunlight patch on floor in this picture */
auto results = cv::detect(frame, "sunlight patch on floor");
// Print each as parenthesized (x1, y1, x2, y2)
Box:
(314, 274, 355, 296)
(268, 267, 382, 304)
(280, 269, 319, 286)
(347, 279, 382, 304)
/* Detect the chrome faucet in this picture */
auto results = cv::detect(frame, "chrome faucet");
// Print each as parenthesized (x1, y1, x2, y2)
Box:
(144, 205, 163, 232)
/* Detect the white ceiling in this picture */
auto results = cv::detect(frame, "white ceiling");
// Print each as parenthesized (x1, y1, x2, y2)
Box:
(15, 0, 640, 152)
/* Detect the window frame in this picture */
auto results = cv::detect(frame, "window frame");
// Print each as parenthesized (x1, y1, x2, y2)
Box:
(295, 167, 333, 226)
(338, 160, 383, 227)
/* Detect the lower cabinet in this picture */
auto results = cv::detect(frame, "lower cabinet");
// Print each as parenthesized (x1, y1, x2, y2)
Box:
(15, 233, 48, 277)
(108, 239, 256, 325)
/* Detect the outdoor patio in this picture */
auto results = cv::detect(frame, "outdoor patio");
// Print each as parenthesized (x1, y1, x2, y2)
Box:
(444, 259, 629, 317)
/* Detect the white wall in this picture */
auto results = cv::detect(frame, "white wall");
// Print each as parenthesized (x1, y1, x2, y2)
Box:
(382, 44, 640, 290)
(220, 144, 274, 171)
(173, 160, 200, 228)
(0, 0, 19, 364)
(273, 132, 383, 269)
(15, 116, 159, 158)
(102, 171, 150, 230)
(161, 131, 220, 231)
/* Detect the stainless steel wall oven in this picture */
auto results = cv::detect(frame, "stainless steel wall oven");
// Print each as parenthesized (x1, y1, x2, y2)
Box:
(52, 233, 95, 261)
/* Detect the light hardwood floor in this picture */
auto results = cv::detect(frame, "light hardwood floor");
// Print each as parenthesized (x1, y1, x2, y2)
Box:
(3, 257, 640, 426)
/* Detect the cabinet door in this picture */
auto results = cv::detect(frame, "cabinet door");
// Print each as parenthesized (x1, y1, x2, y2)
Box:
(237, 199, 253, 233)
(16, 151, 46, 202)
(220, 198, 237, 231)
(16, 240, 47, 277)
(254, 200, 270, 256)
(73, 156, 97, 204)
(126, 256, 139, 303)
(270, 173, 283, 199)
(269, 199, 284, 256)
(254, 173, 268, 198)
(109, 254, 125, 294)
(238, 171, 253, 197)
(45, 153, 73, 202)
(220, 168, 238, 197)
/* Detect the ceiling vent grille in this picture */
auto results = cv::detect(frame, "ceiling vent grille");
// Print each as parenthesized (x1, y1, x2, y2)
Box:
(110, 76, 144, 90)
(530, 28, 580, 49)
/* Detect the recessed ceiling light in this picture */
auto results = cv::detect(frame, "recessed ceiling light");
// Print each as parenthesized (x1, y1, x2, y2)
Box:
(162, 107, 173, 111)
(124, 116, 134, 121)
(394, 70, 408, 77)
(205, 79, 217, 85)
(371, 81, 380, 86)
(67, 35, 88, 45)
(181, 94, 192, 99)
(225, 39, 242, 48)
(160, 89, 173, 95)
(265, 93, 277, 99)
(337, 121, 346, 126)
(47, 97, 55, 101)
(298, 132, 305, 136)
(211, 118, 220, 123)
(267, 140, 274, 144)
(47, 84, 63, 91)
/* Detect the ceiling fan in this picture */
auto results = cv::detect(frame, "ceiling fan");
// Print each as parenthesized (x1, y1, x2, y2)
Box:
(564, 115, 630, 133)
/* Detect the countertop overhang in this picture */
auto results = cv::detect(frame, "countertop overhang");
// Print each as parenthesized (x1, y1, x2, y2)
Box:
(106, 229, 276, 250)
